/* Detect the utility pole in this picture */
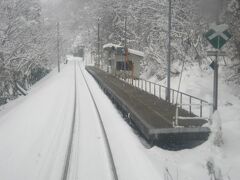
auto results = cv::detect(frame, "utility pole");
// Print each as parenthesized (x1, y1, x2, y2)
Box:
(57, 22, 60, 73)
(97, 19, 100, 68)
(124, 17, 127, 48)
(166, 0, 172, 102)
(124, 17, 127, 72)
(205, 1, 231, 112)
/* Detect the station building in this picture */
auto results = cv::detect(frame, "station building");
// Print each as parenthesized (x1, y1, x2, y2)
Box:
(102, 43, 144, 78)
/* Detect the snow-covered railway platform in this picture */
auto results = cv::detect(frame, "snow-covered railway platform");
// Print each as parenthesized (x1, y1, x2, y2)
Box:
(86, 66, 210, 148)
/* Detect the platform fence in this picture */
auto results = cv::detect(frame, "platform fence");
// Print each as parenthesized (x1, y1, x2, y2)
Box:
(116, 75, 212, 119)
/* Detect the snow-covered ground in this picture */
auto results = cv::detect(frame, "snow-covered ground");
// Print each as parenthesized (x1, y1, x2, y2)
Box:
(0, 55, 239, 180)
(143, 62, 240, 180)
(0, 62, 76, 180)
(67, 60, 113, 180)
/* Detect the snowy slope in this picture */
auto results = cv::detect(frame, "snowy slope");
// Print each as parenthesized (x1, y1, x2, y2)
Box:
(0, 62, 76, 180)
(144, 63, 240, 180)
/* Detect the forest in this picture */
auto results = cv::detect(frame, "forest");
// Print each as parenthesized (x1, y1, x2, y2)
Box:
(0, 0, 239, 101)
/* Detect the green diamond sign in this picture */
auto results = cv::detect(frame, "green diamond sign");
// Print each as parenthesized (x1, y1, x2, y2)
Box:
(205, 24, 232, 49)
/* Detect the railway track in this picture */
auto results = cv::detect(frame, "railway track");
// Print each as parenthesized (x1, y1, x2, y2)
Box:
(61, 61, 118, 180)
(61, 61, 77, 180)
(77, 62, 119, 180)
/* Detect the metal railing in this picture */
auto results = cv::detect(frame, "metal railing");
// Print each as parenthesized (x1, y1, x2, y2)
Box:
(174, 103, 212, 127)
(116, 75, 212, 119)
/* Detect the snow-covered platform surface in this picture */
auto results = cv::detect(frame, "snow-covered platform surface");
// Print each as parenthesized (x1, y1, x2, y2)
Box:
(86, 66, 210, 147)
(0, 56, 239, 180)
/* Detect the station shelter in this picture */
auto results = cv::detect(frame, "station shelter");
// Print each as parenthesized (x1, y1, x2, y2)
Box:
(102, 43, 144, 78)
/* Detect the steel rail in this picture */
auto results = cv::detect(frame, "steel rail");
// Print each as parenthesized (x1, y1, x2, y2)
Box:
(78, 62, 119, 180)
(61, 61, 77, 180)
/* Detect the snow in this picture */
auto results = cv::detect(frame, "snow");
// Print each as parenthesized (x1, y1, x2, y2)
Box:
(210, 23, 229, 33)
(103, 43, 122, 49)
(0, 57, 114, 180)
(83, 62, 211, 180)
(0, 62, 75, 180)
(67, 60, 113, 180)
(0, 55, 239, 180)
(83, 65, 163, 180)
(128, 49, 144, 57)
(103, 43, 144, 57)
(143, 62, 240, 180)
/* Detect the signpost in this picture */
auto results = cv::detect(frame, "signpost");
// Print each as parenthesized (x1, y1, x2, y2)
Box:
(207, 51, 226, 57)
(205, 24, 232, 112)
(205, 24, 232, 49)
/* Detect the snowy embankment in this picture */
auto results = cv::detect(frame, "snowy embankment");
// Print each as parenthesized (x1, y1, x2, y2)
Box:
(0, 62, 76, 180)
(142, 63, 240, 180)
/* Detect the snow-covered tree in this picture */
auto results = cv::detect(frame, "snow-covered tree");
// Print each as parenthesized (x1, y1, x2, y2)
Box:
(87, 0, 240, 80)
(0, 0, 57, 98)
